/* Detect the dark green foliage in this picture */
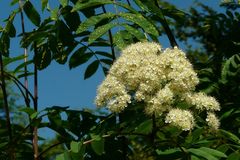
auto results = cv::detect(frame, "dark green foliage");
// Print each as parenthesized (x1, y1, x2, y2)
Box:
(23, 1, 41, 26)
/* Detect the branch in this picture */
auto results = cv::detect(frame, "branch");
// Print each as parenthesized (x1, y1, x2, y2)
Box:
(33, 42, 39, 159)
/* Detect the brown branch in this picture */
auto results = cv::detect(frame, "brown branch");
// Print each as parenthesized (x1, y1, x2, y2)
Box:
(0, 53, 14, 159)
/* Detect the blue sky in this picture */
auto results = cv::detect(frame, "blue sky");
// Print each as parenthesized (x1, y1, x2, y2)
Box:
(0, 0, 224, 138)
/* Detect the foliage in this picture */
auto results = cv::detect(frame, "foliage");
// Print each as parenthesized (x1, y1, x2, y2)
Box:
(0, 0, 239, 160)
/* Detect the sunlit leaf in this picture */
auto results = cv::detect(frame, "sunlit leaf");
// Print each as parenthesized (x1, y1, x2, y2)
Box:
(90, 134, 105, 155)
(41, 0, 48, 11)
(70, 141, 82, 153)
(3, 54, 25, 66)
(119, 12, 159, 36)
(113, 30, 126, 49)
(188, 148, 218, 160)
(122, 24, 146, 41)
(76, 13, 116, 34)
(72, 0, 113, 12)
(59, 0, 69, 7)
(199, 147, 227, 158)
(88, 22, 117, 44)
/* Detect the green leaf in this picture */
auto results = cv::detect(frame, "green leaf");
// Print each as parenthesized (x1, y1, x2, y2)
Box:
(34, 46, 52, 70)
(113, 31, 127, 50)
(119, 12, 159, 36)
(51, 8, 59, 21)
(3, 55, 25, 66)
(10, 0, 19, 6)
(88, 22, 117, 44)
(199, 147, 227, 158)
(122, 24, 146, 40)
(69, 47, 93, 69)
(156, 148, 184, 159)
(133, 0, 149, 11)
(135, 119, 152, 134)
(95, 51, 113, 59)
(220, 129, 240, 144)
(191, 155, 201, 160)
(14, 60, 33, 73)
(23, 1, 41, 26)
(56, 153, 64, 160)
(76, 13, 116, 34)
(30, 112, 38, 120)
(59, 0, 69, 7)
(90, 134, 105, 155)
(61, 6, 80, 31)
(4, 12, 16, 35)
(188, 148, 218, 160)
(227, 151, 240, 160)
(221, 54, 240, 84)
(41, 0, 48, 11)
(72, 0, 113, 12)
(56, 151, 73, 160)
(20, 107, 35, 115)
(84, 60, 100, 79)
(17, 72, 34, 78)
(156, 148, 181, 155)
(70, 141, 82, 153)
(100, 59, 113, 65)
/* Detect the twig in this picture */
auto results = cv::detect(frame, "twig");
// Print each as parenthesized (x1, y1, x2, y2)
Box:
(37, 142, 64, 159)
(19, 0, 30, 106)
(4, 72, 35, 101)
(102, 6, 116, 61)
(154, 0, 178, 47)
(151, 115, 157, 149)
(79, 42, 106, 75)
(33, 42, 39, 159)
(126, 0, 131, 6)
(0, 53, 14, 159)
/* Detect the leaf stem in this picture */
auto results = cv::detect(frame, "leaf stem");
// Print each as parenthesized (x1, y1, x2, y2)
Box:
(154, 0, 178, 47)
(79, 42, 106, 75)
(102, 6, 116, 61)
(33, 42, 39, 159)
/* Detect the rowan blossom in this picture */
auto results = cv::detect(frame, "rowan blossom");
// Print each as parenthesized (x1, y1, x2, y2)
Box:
(206, 112, 220, 130)
(165, 108, 195, 131)
(95, 42, 220, 131)
(184, 92, 220, 111)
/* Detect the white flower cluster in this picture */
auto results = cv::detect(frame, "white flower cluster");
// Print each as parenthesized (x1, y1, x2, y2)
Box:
(165, 109, 195, 131)
(95, 42, 220, 131)
(206, 112, 220, 130)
